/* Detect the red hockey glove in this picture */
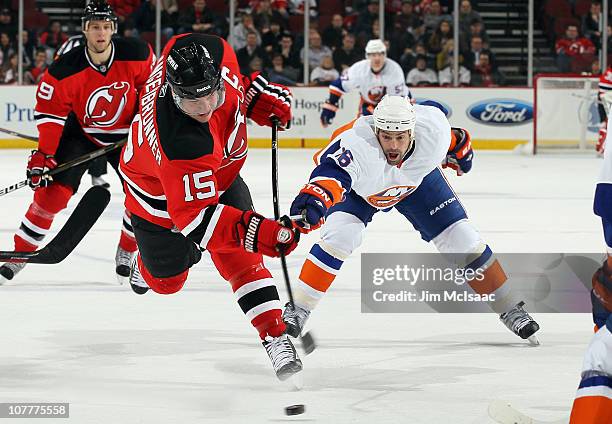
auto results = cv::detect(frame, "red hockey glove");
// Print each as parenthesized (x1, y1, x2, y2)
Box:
(443, 127, 473, 176)
(597, 120, 607, 156)
(245, 73, 292, 129)
(27, 150, 57, 190)
(236, 211, 300, 257)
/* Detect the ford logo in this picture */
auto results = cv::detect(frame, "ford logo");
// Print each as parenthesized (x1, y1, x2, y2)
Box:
(467, 99, 533, 126)
(415, 98, 452, 118)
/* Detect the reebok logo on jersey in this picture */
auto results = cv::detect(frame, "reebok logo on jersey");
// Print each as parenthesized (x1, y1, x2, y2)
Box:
(84, 81, 130, 127)
(430, 197, 457, 215)
(367, 185, 416, 208)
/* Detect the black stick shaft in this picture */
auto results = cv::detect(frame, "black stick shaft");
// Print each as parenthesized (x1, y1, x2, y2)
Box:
(0, 126, 38, 142)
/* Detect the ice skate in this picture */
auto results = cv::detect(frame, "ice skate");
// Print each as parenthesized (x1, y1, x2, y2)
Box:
(128, 257, 149, 295)
(282, 302, 311, 338)
(0, 262, 26, 284)
(262, 333, 303, 381)
(115, 246, 135, 285)
(499, 301, 540, 345)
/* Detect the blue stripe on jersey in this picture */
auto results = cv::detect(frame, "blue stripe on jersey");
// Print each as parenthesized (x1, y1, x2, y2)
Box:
(578, 375, 612, 390)
(310, 160, 353, 192)
(311, 244, 344, 270)
(465, 245, 493, 272)
(329, 78, 345, 93)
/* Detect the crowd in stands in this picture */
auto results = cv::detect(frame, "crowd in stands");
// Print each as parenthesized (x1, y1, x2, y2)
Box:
(1, 0, 609, 87)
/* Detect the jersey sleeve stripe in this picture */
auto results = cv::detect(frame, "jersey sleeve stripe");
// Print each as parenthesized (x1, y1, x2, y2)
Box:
(182, 203, 218, 241)
(125, 184, 170, 219)
(119, 167, 167, 200)
(198, 204, 225, 249)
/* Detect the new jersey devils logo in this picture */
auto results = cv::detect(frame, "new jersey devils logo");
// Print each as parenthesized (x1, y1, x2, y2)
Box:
(84, 81, 131, 127)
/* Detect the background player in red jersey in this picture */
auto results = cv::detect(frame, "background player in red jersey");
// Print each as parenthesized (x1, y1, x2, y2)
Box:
(119, 33, 302, 381)
(0, 1, 154, 285)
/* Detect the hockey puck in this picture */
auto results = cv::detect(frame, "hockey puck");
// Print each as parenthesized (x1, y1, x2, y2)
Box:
(285, 404, 305, 415)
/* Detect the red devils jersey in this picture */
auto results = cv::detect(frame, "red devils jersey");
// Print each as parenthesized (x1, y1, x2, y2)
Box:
(34, 37, 154, 154)
(119, 34, 251, 251)
(600, 67, 612, 97)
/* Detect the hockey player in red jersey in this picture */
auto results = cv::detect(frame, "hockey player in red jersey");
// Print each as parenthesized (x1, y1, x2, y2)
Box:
(119, 33, 303, 380)
(0, 0, 154, 284)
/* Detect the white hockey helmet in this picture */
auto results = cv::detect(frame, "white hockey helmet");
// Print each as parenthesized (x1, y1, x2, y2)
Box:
(365, 39, 386, 56)
(373, 95, 416, 132)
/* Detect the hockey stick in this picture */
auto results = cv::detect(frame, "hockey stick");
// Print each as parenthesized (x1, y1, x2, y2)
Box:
(0, 140, 126, 197)
(0, 127, 39, 142)
(0, 185, 111, 264)
(271, 119, 316, 355)
(488, 400, 568, 424)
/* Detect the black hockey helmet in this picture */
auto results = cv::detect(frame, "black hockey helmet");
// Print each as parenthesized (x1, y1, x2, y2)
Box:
(166, 42, 221, 100)
(82, 0, 118, 31)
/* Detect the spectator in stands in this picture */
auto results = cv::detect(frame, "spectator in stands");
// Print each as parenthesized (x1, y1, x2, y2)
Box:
(333, 33, 361, 72)
(555, 24, 596, 73)
(582, 1, 602, 50)
(464, 35, 496, 72)
(18, 30, 35, 68)
(458, 0, 481, 34)
(438, 57, 471, 86)
(389, 27, 416, 67)
(261, 20, 284, 54)
(460, 18, 489, 52)
(254, 0, 287, 29)
(0, 8, 15, 40)
(310, 55, 339, 86)
(40, 21, 68, 59)
(322, 14, 345, 51)
(406, 54, 438, 86)
(278, 31, 301, 70)
(471, 51, 505, 86)
(436, 39, 462, 70)
(178, 0, 224, 36)
(0, 31, 13, 67)
(248, 56, 264, 73)
(300, 30, 333, 69)
(230, 13, 261, 51)
(24, 48, 47, 85)
(393, 0, 423, 38)
(237, 30, 270, 74)
(132, 0, 175, 40)
(287, 0, 317, 16)
(108, 0, 141, 31)
(2, 51, 16, 84)
(266, 52, 299, 85)
(423, 0, 451, 34)
(427, 19, 452, 55)
(356, 0, 382, 42)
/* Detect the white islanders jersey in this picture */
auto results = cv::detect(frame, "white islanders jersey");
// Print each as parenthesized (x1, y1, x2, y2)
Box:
(340, 58, 408, 105)
(313, 105, 450, 209)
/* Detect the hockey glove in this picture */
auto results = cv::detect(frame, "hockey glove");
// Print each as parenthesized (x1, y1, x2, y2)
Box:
(290, 183, 334, 233)
(245, 73, 292, 129)
(597, 120, 607, 155)
(320, 101, 338, 127)
(443, 127, 473, 176)
(27, 150, 57, 190)
(236, 211, 300, 257)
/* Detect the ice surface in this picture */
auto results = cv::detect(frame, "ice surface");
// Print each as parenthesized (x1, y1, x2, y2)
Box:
(0, 149, 603, 423)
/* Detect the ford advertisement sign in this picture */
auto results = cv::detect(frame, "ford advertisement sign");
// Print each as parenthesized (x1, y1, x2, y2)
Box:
(467, 99, 533, 126)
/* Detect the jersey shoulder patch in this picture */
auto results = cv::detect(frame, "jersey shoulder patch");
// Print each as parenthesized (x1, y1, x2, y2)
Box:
(156, 94, 214, 161)
(113, 37, 151, 61)
(47, 46, 88, 80)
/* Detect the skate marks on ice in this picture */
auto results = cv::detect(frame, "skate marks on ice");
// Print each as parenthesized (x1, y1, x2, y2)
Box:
(488, 400, 568, 424)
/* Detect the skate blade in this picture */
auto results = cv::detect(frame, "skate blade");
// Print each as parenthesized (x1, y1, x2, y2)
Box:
(527, 334, 540, 346)
(283, 370, 303, 391)
(116, 274, 128, 285)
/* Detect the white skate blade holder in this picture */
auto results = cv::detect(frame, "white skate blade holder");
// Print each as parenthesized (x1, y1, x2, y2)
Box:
(488, 400, 568, 424)
(528, 334, 540, 346)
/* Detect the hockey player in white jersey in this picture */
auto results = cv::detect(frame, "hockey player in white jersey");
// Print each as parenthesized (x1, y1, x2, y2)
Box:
(320, 39, 410, 127)
(286, 95, 540, 344)
(568, 91, 612, 423)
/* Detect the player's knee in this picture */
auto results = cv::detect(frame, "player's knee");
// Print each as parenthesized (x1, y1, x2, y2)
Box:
(138, 254, 188, 295)
(432, 219, 484, 256)
(320, 212, 365, 259)
(33, 183, 73, 214)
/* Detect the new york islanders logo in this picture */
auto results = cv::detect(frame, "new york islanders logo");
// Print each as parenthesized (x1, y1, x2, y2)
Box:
(367, 185, 416, 208)
(367, 86, 386, 103)
(84, 81, 131, 127)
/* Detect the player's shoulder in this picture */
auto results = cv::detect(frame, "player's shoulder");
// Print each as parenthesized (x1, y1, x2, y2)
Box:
(113, 37, 152, 61)
(415, 104, 449, 129)
(47, 45, 88, 80)
(385, 58, 403, 72)
(156, 94, 215, 161)
(338, 117, 378, 153)
(348, 59, 369, 73)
